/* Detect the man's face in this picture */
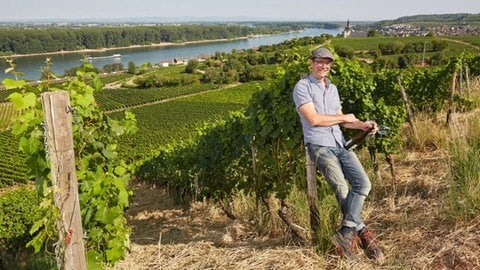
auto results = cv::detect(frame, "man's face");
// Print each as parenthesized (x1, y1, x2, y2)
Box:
(310, 57, 333, 78)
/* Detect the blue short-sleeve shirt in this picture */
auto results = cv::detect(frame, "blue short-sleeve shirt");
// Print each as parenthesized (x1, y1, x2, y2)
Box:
(292, 74, 346, 147)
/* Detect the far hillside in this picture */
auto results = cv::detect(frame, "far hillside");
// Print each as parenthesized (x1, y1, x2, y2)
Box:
(379, 13, 480, 26)
(353, 13, 480, 36)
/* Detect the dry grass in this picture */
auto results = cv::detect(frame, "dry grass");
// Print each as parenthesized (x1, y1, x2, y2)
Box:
(108, 104, 480, 269)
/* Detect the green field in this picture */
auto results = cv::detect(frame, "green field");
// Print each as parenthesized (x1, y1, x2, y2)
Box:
(331, 35, 480, 52)
(445, 35, 480, 47)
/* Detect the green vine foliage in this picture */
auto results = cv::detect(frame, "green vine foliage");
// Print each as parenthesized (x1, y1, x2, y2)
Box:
(244, 47, 309, 200)
(193, 112, 253, 203)
(136, 112, 254, 208)
(0, 188, 45, 255)
(4, 62, 137, 265)
(371, 69, 408, 155)
(333, 57, 377, 121)
(402, 66, 452, 113)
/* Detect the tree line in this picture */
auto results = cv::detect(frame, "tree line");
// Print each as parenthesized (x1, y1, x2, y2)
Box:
(0, 24, 300, 55)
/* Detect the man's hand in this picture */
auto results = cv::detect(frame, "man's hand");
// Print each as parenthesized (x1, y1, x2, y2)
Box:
(363, 121, 378, 135)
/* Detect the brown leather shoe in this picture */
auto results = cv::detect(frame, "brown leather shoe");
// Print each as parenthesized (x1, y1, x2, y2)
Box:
(332, 230, 360, 263)
(358, 229, 386, 264)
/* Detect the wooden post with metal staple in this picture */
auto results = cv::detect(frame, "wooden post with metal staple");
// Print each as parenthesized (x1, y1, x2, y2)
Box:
(41, 91, 86, 270)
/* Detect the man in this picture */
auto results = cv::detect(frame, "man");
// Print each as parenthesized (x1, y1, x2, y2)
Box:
(292, 47, 385, 263)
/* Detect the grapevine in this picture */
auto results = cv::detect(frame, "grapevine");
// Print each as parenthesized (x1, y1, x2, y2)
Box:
(4, 62, 137, 265)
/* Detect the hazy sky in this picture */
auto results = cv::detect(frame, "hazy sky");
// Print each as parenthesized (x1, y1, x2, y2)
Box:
(3, 0, 480, 22)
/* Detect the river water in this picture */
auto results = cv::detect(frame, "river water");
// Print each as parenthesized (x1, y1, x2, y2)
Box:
(0, 28, 341, 81)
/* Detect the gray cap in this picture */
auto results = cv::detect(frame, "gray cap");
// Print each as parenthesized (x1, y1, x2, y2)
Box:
(310, 47, 334, 61)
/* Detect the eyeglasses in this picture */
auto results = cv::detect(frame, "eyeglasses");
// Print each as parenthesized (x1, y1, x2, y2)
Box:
(312, 59, 332, 66)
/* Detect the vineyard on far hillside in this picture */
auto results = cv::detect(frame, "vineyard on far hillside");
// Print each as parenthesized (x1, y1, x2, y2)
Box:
(0, 102, 27, 187)
(0, 131, 27, 187)
(97, 83, 219, 112)
(0, 103, 14, 128)
(109, 81, 266, 160)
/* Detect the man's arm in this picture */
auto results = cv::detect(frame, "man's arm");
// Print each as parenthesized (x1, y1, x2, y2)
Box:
(298, 103, 358, 127)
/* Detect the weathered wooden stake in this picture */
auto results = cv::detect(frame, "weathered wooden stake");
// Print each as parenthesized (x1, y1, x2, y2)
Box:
(305, 147, 321, 248)
(446, 71, 457, 125)
(397, 75, 418, 140)
(41, 91, 86, 270)
(465, 65, 470, 99)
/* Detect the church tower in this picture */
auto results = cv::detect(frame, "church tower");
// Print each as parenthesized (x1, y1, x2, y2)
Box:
(343, 19, 352, 38)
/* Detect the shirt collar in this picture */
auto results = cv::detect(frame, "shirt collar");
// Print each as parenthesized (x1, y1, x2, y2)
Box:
(308, 74, 331, 88)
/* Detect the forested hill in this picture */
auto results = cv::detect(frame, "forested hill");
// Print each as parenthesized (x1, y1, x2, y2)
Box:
(0, 24, 294, 55)
(374, 13, 480, 26)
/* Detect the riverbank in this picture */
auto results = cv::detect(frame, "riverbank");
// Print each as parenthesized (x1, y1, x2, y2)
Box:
(0, 28, 318, 59)
(1, 37, 251, 59)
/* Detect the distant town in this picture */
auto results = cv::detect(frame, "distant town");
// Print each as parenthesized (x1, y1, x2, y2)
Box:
(349, 13, 480, 37)
(366, 23, 480, 37)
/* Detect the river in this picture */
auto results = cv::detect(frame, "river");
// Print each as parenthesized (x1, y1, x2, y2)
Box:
(0, 28, 342, 81)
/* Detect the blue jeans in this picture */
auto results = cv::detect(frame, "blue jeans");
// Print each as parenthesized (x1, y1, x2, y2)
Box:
(307, 144, 371, 231)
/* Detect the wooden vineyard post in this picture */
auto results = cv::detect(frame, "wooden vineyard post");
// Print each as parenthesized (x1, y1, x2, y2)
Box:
(397, 75, 418, 140)
(41, 91, 87, 270)
(446, 70, 457, 125)
(465, 65, 470, 99)
(305, 147, 321, 249)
